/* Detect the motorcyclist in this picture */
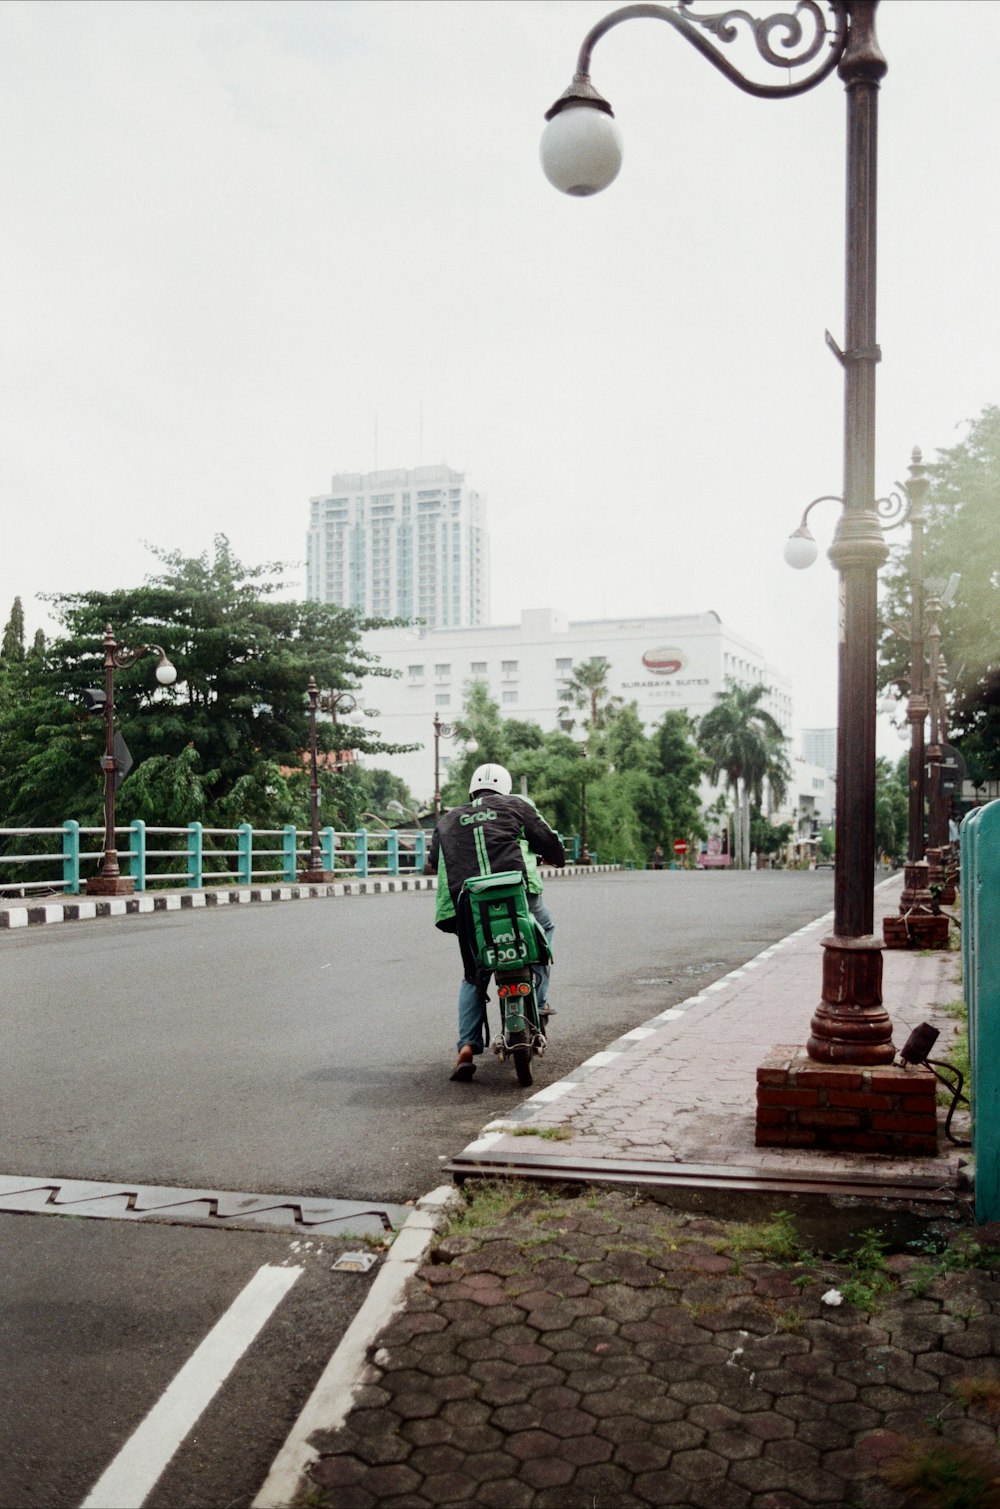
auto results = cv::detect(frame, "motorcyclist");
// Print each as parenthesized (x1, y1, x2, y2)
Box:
(428, 762, 565, 1080)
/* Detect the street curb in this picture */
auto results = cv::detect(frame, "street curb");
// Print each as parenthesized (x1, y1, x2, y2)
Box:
(0, 865, 615, 930)
(251, 1185, 463, 1509)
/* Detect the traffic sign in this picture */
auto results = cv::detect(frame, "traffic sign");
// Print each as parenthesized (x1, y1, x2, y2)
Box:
(673, 839, 688, 854)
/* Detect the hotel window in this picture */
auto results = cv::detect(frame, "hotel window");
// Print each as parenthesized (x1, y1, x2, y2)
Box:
(470, 661, 487, 676)
(502, 691, 518, 705)
(501, 660, 518, 674)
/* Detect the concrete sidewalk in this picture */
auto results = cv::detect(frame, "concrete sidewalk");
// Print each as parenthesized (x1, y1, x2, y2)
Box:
(257, 879, 998, 1509)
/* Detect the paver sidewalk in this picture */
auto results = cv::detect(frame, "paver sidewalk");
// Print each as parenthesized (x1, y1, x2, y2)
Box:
(451, 878, 968, 1197)
(273, 879, 997, 1509)
(301, 1185, 1000, 1509)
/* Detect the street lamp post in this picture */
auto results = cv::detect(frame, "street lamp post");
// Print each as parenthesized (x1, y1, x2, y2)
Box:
(300, 676, 336, 883)
(541, 1, 894, 1063)
(433, 711, 453, 819)
(924, 585, 951, 851)
(85, 623, 176, 896)
(320, 688, 359, 761)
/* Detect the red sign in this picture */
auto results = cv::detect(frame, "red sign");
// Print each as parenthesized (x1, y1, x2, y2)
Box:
(673, 839, 688, 854)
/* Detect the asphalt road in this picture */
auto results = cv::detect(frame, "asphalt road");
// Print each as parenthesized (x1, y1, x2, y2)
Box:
(2, 870, 835, 1201)
(0, 869, 835, 1508)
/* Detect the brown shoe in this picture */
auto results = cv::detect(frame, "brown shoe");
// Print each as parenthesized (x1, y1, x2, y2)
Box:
(450, 1045, 476, 1082)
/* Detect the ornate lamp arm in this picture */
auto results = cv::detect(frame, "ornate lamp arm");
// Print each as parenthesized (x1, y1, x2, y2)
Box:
(553, 0, 848, 113)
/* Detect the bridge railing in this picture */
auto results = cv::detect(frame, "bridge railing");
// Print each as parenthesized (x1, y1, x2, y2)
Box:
(0, 822, 428, 896)
(961, 798, 1000, 1222)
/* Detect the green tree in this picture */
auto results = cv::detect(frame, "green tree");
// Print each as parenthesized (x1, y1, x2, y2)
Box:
(879, 406, 1000, 783)
(0, 598, 26, 669)
(0, 538, 415, 830)
(557, 656, 623, 733)
(874, 754, 908, 862)
(749, 807, 793, 864)
(698, 681, 790, 869)
(649, 710, 708, 853)
(436, 684, 706, 869)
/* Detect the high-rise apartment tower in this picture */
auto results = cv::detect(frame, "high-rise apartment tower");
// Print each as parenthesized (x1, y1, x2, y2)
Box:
(306, 464, 490, 627)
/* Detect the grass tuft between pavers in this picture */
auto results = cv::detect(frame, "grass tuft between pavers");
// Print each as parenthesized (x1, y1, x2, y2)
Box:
(882, 1439, 1000, 1509)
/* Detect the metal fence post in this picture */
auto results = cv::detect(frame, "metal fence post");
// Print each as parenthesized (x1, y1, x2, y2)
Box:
(237, 822, 254, 886)
(187, 821, 203, 889)
(62, 820, 81, 894)
(283, 824, 298, 883)
(414, 829, 427, 873)
(321, 826, 336, 873)
(129, 820, 146, 891)
(387, 829, 399, 876)
(355, 829, 368, 879)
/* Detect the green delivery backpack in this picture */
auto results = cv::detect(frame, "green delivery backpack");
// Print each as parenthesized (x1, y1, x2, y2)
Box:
(461, 871, 551, 971)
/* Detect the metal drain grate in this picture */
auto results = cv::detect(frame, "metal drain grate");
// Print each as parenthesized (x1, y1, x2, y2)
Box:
(0, 1174, 410, 1237)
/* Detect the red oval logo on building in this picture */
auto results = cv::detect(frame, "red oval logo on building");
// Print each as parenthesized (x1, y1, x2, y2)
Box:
(641, 646, 685, 675)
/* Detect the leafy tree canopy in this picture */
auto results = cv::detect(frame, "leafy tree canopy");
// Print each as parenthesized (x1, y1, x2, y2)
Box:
(0, 538, 417, 829)
(440, 683, 706, 866)
(879, 405, 1000, 784)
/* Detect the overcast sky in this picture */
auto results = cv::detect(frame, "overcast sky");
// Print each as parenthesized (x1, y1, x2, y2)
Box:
(3, 0, 997, 752)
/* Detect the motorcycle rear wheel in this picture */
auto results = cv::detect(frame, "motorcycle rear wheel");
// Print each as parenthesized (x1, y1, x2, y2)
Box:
(508, 1028, 533, 1087)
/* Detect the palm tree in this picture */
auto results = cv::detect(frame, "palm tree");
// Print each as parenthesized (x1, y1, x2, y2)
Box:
(557, 656, 623, 733)
(698, 681, 791, 869)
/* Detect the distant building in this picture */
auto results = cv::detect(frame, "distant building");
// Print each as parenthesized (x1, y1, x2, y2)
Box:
(358, 607, 794, 805)
(306, 464, 489, 629)
(802, 727, 837, 777)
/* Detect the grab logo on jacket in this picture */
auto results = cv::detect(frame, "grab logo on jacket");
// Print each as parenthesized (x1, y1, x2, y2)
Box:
(459, 808, 497, 825)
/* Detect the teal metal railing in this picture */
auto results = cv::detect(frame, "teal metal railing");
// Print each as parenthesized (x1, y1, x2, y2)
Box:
(960, 798, 1000, 1221)
(0, 822, 428, 896)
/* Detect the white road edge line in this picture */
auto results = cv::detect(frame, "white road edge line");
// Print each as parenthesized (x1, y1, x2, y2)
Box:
(80, 1263, 303, 1509)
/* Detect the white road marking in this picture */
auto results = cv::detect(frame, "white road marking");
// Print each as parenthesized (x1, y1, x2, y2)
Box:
(80, 1263, 302, 1509)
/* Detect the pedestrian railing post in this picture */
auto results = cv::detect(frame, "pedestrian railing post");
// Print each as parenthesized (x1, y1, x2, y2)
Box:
(283, 824, 298, 883)
(187, 821, 203, 889)
(387, 828, 399, 876)
(414, 829, 427, 874)
(321, 826, 336, 874)
(63, 820, 81, 894)
(130, 820, 147, 891)
(237, 823, 254, 886)
(355, 829, 368, 879)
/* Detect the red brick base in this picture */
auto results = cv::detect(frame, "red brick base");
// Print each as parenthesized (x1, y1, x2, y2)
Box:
(755, 1045, 939, 1155)
(883, 914, 950, 951)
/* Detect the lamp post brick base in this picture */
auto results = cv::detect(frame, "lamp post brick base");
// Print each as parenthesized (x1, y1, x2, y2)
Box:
(85, 874, 136, 897)
(805, 935, 896, 1065)
(298, 868, 336, 884)
(755, 1047, 939, 1156)
(883, 914, 951, 951)
(899, 860, 934, 914)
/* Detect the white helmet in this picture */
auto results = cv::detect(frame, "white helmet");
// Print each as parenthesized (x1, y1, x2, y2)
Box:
(469, 762, 512, 797)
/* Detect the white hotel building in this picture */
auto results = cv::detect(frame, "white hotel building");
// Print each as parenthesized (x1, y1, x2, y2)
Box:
(356, 608, 832, 831)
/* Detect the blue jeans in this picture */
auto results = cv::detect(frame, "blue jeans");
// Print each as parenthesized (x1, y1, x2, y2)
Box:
(456, 892, 555, 1054)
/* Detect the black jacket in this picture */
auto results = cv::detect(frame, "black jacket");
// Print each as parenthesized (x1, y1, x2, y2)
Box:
(429, 791, 565, 931)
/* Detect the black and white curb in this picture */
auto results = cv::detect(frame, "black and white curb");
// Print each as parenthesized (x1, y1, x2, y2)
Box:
(0, 864, 615, 930)
(251, 1183, 463, 1509)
